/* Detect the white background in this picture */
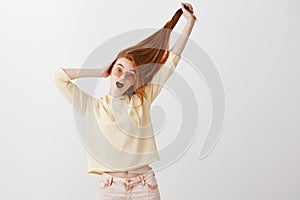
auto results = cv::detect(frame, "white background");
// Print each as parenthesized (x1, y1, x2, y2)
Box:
(1, 0, 299, 199)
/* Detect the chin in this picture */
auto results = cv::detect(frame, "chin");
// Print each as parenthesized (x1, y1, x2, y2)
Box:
(111, 87, 125, 96)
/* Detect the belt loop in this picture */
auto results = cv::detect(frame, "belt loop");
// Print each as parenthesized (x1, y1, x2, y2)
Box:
(138, 174, 146, 186)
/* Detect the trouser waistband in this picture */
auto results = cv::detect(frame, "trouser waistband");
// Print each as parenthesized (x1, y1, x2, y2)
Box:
(100, 169, 155, 190)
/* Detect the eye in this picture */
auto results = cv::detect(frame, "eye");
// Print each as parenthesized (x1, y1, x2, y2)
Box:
(117, 67, 122, 72)
(113, 66, 123, 77)
(126, 72, 137, 81)
(127, 73, 135, 79)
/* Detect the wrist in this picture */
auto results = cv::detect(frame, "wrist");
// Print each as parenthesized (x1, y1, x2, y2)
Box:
(186, 18, 196, 27)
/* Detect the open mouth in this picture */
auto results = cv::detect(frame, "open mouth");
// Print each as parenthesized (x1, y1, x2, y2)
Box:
(116, 81, 124, 89)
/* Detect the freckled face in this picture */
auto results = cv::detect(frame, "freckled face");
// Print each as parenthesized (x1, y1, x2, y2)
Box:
(109, 57, 137, 97)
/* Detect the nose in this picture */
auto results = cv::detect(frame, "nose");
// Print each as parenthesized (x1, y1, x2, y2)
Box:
(119, 74, 126, 82)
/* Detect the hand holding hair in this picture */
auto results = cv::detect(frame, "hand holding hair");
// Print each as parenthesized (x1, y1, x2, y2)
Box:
(181, 2, 197, 21)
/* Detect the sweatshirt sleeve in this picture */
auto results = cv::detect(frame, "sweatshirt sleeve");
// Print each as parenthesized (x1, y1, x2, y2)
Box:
(144, 50, 181, 104)
(52, 67, 94, 116)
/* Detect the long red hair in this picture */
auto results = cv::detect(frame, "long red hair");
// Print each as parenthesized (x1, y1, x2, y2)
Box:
(103, 8, 183, 105)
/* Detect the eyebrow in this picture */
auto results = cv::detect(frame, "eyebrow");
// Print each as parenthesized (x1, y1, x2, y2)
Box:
(116, 63, 136, 73)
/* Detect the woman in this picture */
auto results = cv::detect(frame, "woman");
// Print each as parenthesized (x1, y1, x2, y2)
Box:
(53, 2, 196, 200)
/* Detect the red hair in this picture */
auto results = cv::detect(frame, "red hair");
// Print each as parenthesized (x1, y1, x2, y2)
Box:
(103, 8, 183, 106)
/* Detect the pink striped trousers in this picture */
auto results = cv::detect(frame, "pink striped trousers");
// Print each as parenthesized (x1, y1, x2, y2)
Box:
(96, 169, 161, 200)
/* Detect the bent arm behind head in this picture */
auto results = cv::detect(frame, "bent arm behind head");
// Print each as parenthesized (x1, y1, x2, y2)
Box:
(61, 68, 106, 80)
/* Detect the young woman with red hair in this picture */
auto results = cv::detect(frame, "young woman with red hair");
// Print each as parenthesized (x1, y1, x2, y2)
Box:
(53, 2, 196, 200)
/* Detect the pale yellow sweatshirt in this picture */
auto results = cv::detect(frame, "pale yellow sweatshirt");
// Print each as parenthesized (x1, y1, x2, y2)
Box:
(53, 51, 181, 175)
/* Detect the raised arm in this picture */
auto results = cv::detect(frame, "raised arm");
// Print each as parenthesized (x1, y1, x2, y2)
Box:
(170, 3, 196, 55)
(53, 67, 105, 116)
(144, 3, 196, 104)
